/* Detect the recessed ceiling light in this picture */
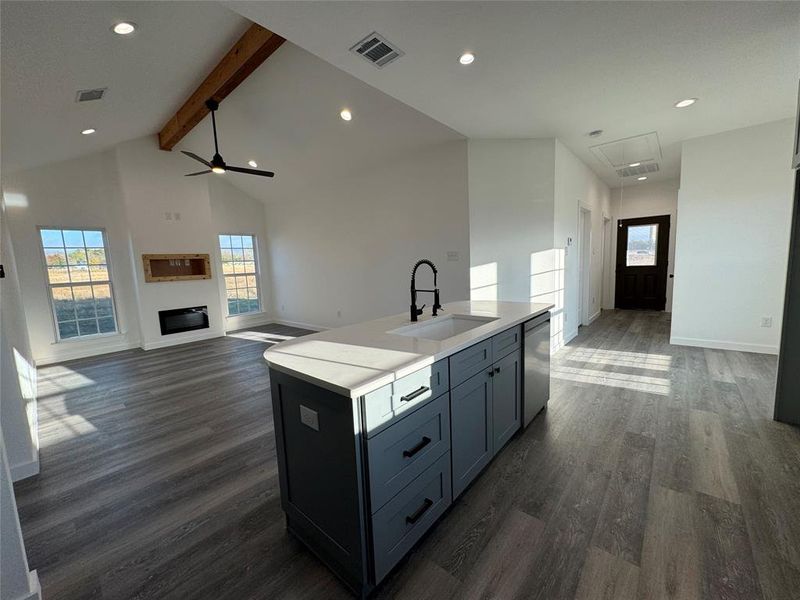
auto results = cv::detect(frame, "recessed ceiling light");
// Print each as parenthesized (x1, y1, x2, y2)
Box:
(81, 128, 96, 135)
(629, 162, 641, 167)
(212, 167, 225, 174)
(112, 22, 136, 35)
(340, 109, 352, 121)
(459, 52, 475, 65)
(248, 160, 258, 168)
(674, 98, 697, 108)
(637, 176, 648, 181)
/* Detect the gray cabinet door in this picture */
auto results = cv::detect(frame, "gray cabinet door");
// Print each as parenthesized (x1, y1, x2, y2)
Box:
(450, 369, 493, 499)
(492, 349, 521, 455)
(449, 339, 492, 388)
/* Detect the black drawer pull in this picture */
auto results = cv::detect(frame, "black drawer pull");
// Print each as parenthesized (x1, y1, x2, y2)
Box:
(403, 436, 431, 458)
(494, 367, 501, 374)
(400, 386, 430, 402)
(405, 498, 434, 524)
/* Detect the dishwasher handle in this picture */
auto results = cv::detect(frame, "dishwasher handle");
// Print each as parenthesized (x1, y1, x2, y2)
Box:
(525, 316, 550, 333)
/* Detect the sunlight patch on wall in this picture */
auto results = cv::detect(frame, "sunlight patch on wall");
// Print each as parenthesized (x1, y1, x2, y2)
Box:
(2, 192, 28, 208)
(14, 348, 39, 450)
(531, 249, 565, 351)
(470, 262, 498, 301)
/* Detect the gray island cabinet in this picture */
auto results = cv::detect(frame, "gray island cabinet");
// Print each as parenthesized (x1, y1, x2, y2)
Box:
(265, 301, 551, 597)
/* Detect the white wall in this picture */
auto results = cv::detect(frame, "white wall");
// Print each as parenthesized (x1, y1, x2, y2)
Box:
(0, 203, 38, 480)
(467, 139, 610, 350)
(208, 176, 272, 332)
(2, 137, 273, 361)
(2, 151, 142, 364)
(554, 140, 611, 344)
(115, 137, 226, 349)
(265, 139, 470, 329)
(468, 139, 555, 302)
(609, 178, 680, 311)
(1, 431, 40, 600)
(671, 119, 795, 354)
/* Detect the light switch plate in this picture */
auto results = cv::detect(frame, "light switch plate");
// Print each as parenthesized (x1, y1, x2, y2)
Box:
(299, 405, 319, 431)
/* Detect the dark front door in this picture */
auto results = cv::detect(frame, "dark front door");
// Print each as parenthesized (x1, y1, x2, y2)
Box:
(615, 215, 670, 310)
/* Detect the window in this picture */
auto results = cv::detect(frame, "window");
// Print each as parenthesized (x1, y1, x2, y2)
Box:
(626, 224, 658, 266)
(219, 234, 260, 315)
(39, 228, 118, 340)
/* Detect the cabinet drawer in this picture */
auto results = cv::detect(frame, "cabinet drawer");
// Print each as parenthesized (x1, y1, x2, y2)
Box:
(449, 339, 492, 388)
(492, 325, 521, 360)
(367, 393, 450, 512)
(363, 360, 448, 437)
(371, 452, 451, 582)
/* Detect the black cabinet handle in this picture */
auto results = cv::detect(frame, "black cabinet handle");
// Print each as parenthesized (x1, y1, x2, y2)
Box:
(403, 436, 431, 458)
(487, 370, 495, 377)
(494, 367, 501, 374)
(400, 386, 430, 402)
(405, 498, 434, 524)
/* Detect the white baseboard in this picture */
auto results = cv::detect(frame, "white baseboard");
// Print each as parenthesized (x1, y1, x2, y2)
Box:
(10, 570, 41, 600)
(587, 310, 602, 325)
(272, 318, 328, 332)
(670, 336, 779, 355)
(225, 311, 274, 331)
(10, 456, 39, 482)
(142, 329, 223, 351)
(34, 338, 139, 366)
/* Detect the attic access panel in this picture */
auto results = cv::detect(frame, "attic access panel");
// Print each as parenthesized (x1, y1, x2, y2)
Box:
(591, 132, 663, 170)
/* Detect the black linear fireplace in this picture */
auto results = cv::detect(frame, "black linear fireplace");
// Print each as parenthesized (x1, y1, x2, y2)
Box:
(158, 306, 209, 336)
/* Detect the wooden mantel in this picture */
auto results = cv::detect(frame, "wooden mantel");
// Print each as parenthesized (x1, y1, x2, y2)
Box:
(157, 23, 285, 151)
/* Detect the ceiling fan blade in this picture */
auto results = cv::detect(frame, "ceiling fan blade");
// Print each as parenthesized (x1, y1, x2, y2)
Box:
(185, 170, 212, 177)
(226, 165, 275, 178)
(181, 151, 211, 167)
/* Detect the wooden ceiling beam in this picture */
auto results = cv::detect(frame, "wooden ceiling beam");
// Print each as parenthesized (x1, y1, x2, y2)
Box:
(158, 23, 285, 151)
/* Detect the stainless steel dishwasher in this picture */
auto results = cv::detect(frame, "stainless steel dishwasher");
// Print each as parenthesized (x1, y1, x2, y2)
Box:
(523, 314, 551, 427)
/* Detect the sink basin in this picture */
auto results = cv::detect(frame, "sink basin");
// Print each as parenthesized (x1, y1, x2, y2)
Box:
(387, 314, 499, 341)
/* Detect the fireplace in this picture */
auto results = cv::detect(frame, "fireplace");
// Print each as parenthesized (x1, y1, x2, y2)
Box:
(158, 306, 209, 336)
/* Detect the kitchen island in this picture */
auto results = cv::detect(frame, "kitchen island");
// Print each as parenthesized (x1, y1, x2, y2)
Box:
(264, 300, 552, 597)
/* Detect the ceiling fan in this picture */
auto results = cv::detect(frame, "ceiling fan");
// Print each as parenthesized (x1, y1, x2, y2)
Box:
(181, 99, 274, 178)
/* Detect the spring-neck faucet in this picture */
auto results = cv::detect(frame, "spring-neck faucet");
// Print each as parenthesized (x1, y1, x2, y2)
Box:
(410, 259, 442, 322)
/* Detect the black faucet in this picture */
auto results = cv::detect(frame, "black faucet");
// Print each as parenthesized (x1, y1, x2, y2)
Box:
(410, 259, 442, 322)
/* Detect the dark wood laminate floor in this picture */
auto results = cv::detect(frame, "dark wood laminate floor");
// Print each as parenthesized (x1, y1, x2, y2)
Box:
(14, 311, 800, 600)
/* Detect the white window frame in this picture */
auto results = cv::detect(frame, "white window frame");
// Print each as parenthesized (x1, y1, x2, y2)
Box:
(37, 226, 120, 342)
(218, 233, 262, 317)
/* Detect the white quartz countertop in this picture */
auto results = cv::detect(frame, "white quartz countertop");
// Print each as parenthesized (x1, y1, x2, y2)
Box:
(263, 301, 553, 398)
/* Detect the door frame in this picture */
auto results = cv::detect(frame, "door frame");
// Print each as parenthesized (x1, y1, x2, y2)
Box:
(601, 215, 612, 310)
(578, 206, 592, 326)
(614, 214, 670, 310)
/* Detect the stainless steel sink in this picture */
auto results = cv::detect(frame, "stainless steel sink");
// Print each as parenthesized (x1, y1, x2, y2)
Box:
(387, 314, 499, 341)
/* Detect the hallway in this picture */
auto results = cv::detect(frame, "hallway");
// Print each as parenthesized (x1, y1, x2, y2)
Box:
(14, 311, 800, 599)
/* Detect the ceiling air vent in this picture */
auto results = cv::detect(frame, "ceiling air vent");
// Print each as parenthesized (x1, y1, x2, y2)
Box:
(76, 88, 107, 103)
(617, 162, 660, 178)
(350, 32, 404, 68)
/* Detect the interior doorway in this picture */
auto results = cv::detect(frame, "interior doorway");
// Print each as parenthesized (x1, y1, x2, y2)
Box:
(615, 215, 670, 310)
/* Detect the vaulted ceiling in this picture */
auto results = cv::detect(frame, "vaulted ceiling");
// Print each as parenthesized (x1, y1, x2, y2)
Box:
(228, 0, 800, 185)
(3, 1, 798, 189)
(0, 1, 250, 173)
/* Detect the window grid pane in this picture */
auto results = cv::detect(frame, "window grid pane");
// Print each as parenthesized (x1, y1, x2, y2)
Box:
(626, 224, 658, 267)
(219, 234, 259, 315)
(40, 228, 118, 340)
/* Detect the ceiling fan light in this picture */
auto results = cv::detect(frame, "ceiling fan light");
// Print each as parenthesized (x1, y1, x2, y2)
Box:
(212, 167, 225, 174)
